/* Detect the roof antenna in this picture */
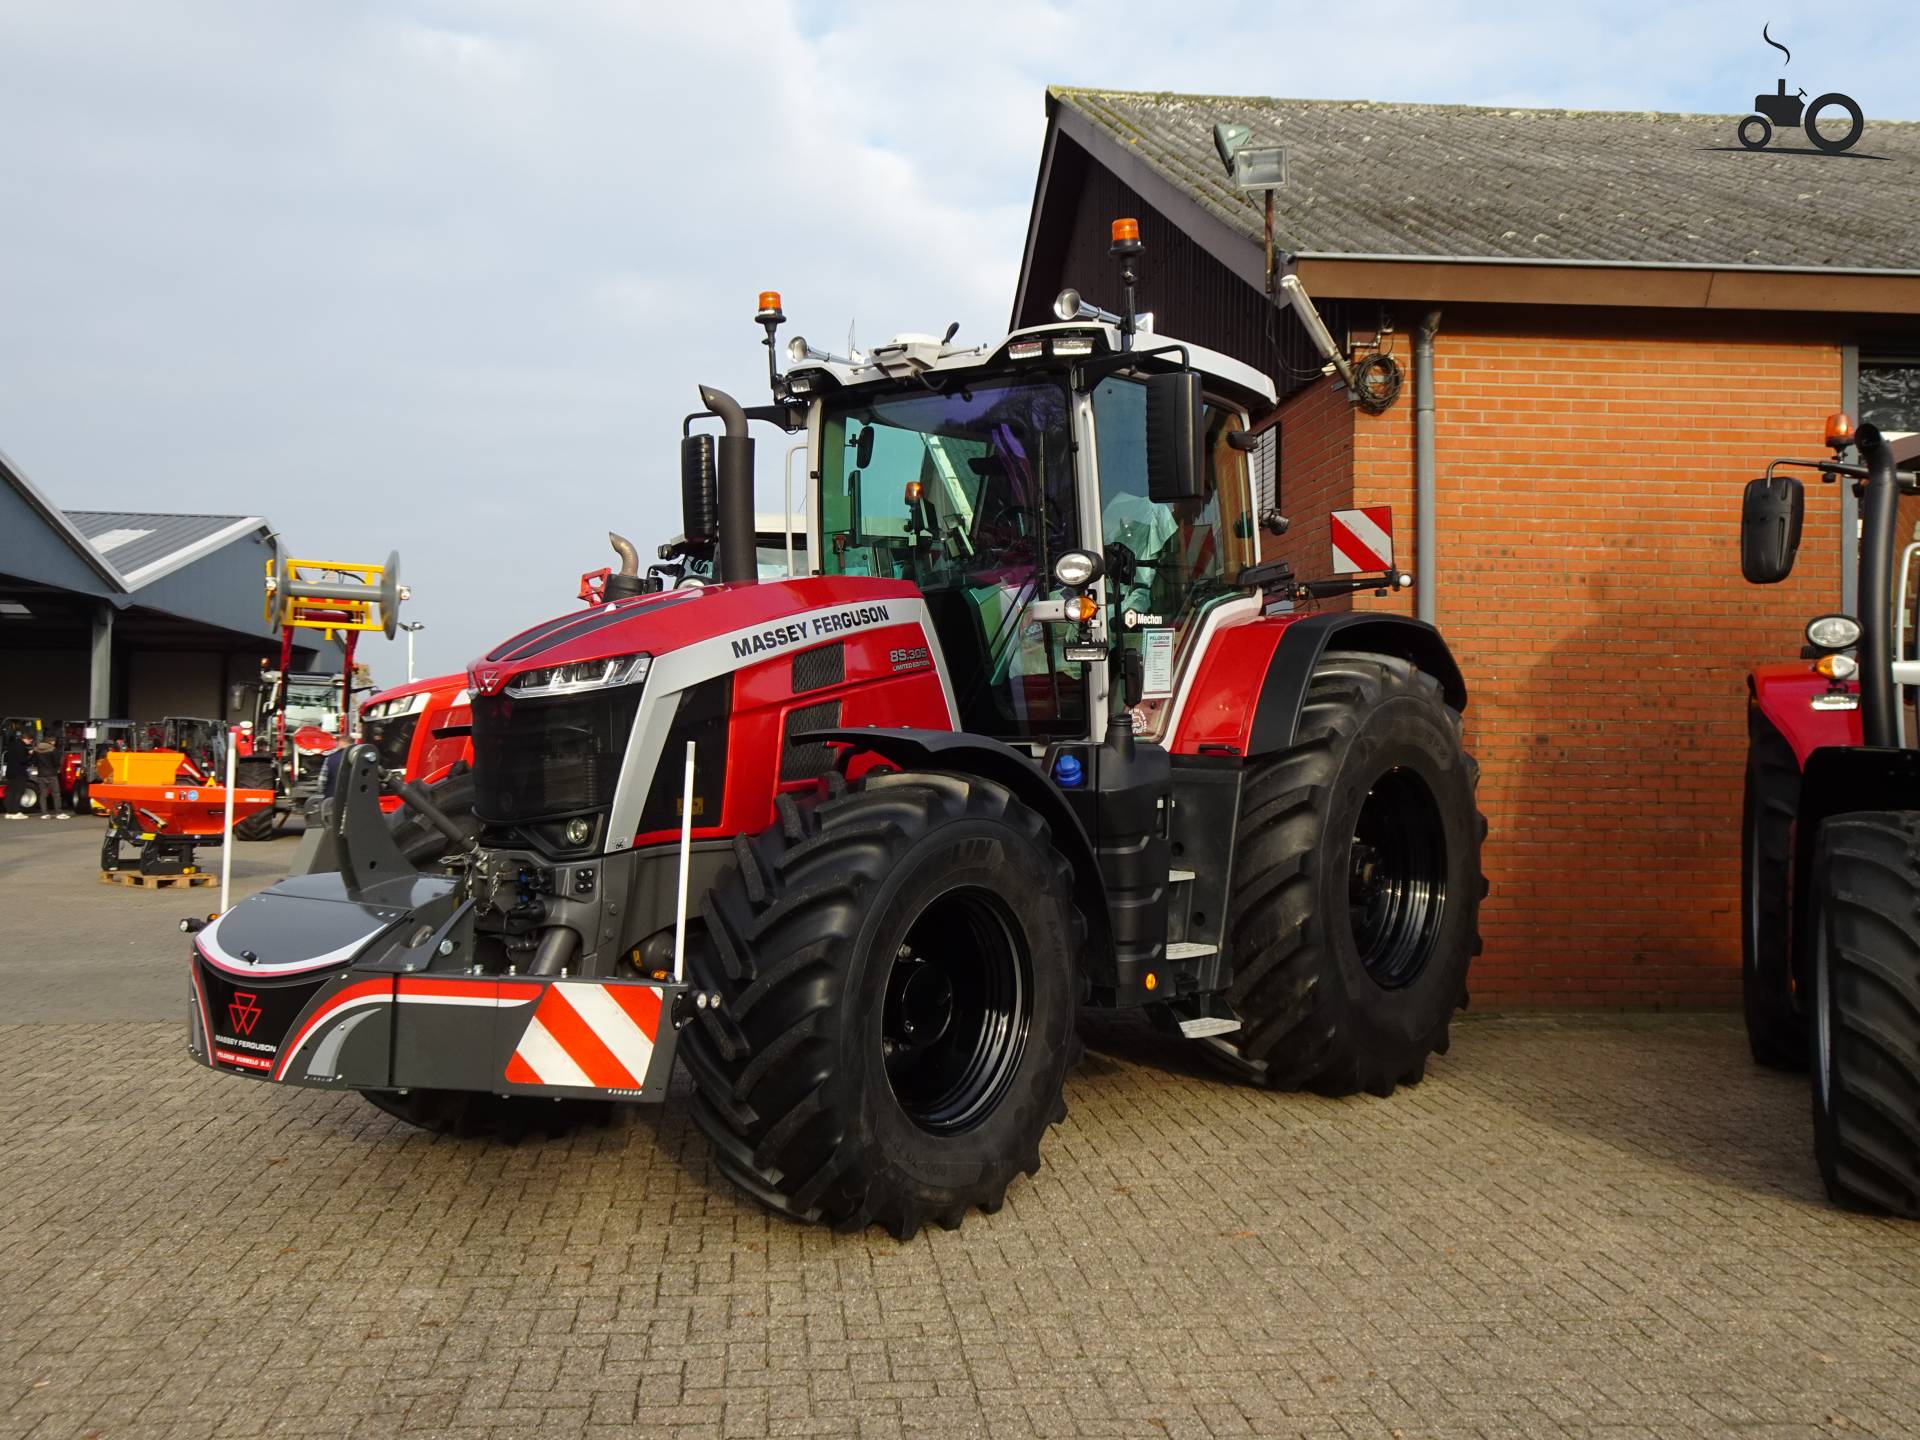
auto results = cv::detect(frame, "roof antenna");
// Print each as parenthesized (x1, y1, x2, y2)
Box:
(942, 321, 960, 345)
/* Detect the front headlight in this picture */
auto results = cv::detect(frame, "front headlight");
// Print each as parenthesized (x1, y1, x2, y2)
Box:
(1806, 614, 1862, 650)
(505, 652, 650, 699)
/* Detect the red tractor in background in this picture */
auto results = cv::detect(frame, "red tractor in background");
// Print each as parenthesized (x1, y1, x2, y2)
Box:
(1740, 412, 1920, 1219)
(359, 674, 473, 814)
(187, 221, 1488, 1238)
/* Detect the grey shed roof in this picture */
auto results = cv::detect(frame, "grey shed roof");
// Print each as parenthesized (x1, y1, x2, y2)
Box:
(64, 510, 266, 589)
(1052, 88, 1920, 272)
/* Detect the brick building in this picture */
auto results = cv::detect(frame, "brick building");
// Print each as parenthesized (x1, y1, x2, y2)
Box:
(1014, 88, 1920, 1005)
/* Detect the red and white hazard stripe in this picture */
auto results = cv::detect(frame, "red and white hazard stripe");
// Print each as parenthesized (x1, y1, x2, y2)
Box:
(505, 983, 664, 1091)
(1330, 507, 1394, 574)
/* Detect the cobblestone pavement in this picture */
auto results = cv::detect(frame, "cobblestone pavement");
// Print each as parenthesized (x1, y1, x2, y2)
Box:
(3, 826, 1918, 1438)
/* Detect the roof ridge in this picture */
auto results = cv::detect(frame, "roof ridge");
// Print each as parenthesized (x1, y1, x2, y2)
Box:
(1049, 84, 1920, 128)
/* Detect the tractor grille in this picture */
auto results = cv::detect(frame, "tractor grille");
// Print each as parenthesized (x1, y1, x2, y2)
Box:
(781, 700, 842, 782)
(365, 712, 420, 775)
(469, 686, 642, 825)
(791, 643, 844, 694)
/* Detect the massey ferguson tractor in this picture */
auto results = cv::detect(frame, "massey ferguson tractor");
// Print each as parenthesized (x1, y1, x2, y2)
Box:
(186, 221, 1487, 1238)
(1740, 412, 1920, 1219)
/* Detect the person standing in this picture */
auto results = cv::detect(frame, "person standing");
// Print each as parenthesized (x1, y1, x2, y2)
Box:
(3, 726, 32, 817)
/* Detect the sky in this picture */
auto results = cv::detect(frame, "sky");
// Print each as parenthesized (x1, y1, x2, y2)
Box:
(2, 1, 1916, 681)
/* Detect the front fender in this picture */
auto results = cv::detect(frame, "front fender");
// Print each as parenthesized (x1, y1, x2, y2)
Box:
(800, 727, 1112, 976)
(1749, 663, 1860, 767)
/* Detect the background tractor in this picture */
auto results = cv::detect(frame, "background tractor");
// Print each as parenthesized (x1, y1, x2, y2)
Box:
(186, 222, 1487, 1237)
(1740, 412, 1920, 1218)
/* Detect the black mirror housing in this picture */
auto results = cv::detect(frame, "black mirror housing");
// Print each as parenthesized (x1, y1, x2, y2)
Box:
(1740, 474, 1804, 584)
(1145, 370, 1205, 504)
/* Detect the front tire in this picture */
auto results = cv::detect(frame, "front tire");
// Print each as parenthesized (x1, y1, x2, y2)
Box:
(1211, 652, 1486, 1096)
(1742, 708, 1805, 1069)
(1807, 813, 1920, 1218)
(683, 771, 1082, 1238)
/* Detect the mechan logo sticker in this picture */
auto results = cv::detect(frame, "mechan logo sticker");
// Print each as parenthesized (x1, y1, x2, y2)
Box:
(1730, 24, 1864, 155)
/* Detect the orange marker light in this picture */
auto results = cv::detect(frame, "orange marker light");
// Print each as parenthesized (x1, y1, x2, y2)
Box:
(1071, 595, 1098, 623)
(1110, 217, 1140, 245)
(1825, 411, 1855, 447)
(903, 481, 924, 503)
(1143, 971, 1158, 992)
(757, 290, 782, 313)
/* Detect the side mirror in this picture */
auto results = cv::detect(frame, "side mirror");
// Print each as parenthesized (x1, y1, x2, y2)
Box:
(1145, 370, 1205, 504)
(1740, 474, 1804, 584)
(681, 433, 719, 545)
(854, 424, 876, 470)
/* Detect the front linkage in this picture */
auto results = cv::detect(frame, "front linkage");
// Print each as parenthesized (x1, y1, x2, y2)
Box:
(185, 745, 692, 1105)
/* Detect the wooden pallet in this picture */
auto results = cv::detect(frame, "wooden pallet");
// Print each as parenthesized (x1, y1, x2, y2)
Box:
(99, 869, 213, 890)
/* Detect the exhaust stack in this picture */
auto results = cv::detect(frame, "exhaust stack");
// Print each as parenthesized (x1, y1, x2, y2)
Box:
(697, 384, 758, 587)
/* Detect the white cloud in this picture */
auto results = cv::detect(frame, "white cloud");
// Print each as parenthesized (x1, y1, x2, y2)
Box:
(0, 0, 1912, 676)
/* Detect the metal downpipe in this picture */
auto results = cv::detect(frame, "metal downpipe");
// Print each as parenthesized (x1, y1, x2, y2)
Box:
(1414, 310, 1441, 625)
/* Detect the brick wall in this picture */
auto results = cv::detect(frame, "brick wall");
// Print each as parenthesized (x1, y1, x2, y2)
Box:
(1272, 322, 1844, 1006)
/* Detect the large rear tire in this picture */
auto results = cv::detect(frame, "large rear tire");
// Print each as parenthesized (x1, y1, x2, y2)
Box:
(231, 759, 277, 840)
(1207, 652, 1485, 1096)
(1807, 813, 1920, 1218)
(1742, 708, 1805, 1069)
(683, 771, 1082, 1239)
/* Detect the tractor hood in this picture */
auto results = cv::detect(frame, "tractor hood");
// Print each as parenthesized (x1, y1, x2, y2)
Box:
(469, 576, 920, 696)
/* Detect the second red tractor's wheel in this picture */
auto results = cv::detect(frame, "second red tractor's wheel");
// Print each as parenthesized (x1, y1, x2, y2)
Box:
(1741, 707, 1805, 1069)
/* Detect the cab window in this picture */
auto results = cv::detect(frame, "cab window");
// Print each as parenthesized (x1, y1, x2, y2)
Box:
(818, 376, 1085, 741)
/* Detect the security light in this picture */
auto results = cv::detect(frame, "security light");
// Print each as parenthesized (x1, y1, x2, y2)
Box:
(1213, 121, 1287, 191)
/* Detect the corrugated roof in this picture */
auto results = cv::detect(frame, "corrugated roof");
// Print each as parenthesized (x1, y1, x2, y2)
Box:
(64, 510, 266, 589)
(1052, 88, 1920, 271)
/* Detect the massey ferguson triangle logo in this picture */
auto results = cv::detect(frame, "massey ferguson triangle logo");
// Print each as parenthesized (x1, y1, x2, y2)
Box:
(228, 992, 262, 1036)
(475, 666, 503, 695)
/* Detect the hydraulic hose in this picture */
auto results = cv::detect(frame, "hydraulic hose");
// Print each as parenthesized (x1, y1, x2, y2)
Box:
(1857, 424, 1899, 748)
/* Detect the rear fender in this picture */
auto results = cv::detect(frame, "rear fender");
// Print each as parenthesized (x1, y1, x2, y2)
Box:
(1175, 613, 1467, 758)
(800, 727, 1112, 976)
(1748, 664, 1860, 767)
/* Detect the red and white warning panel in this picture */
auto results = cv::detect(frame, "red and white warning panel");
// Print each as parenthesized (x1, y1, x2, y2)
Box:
(1330, 507, 1394, 574)
(505, 981, 664, 1092)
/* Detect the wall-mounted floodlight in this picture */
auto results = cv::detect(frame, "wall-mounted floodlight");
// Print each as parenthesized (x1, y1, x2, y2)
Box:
(1212, 121, 1287, 192)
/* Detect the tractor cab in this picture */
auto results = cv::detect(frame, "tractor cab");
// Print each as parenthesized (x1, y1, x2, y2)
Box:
(784, 315, 1276, 748)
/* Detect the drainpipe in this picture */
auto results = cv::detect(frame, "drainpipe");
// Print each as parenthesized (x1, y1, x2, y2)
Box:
(1414, 310, 1442, 625)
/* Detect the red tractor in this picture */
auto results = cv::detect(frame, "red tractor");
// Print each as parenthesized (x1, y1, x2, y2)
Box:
(358, 674, 473, 814)
(187, 225, 1487, 1237)
(1740, 413, 1920, 1219)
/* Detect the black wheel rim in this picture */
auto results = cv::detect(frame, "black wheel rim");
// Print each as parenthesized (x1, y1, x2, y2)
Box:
(882, 887, 1031, 1135)
(1346, 766, 1449, 988)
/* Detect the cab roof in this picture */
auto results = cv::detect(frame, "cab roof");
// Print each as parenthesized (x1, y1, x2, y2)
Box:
(786, 320, 1277, 416)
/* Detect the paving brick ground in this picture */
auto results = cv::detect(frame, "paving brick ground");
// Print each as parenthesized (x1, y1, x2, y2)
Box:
(3, 821, 1917, 1438)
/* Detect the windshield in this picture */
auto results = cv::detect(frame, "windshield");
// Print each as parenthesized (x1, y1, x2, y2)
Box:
(284, 680, 344, 731)
(817, 373, 1085, 740)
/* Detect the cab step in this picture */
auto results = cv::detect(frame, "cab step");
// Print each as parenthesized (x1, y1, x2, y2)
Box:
(1165, 940, 1217, 961)
(1169, 868, 1196, 883)
(1175, 1015, 1242, 1039)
